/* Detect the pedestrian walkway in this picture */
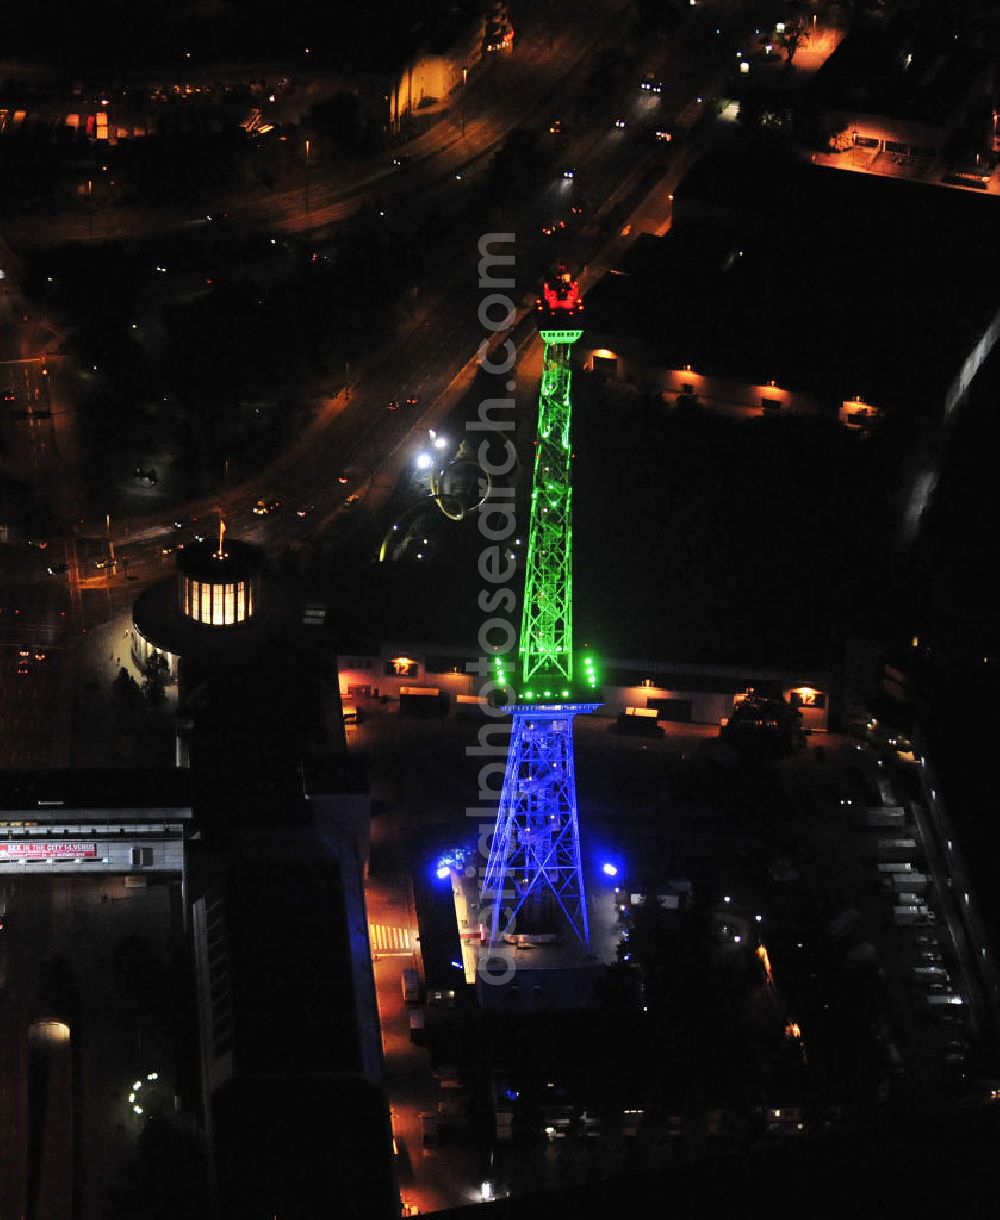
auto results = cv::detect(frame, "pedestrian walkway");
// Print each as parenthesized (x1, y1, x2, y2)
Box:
(369, 922, 413, 954)
(68, 609, 176, 767)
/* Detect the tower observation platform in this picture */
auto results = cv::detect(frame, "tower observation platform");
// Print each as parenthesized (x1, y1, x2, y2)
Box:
(481, 268, 599, 951)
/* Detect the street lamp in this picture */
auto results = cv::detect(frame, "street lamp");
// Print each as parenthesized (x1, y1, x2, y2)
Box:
(462, 67, 468, 137)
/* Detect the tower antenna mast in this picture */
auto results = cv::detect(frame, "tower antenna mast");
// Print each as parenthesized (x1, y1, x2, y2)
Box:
(481, 266, 598, 947)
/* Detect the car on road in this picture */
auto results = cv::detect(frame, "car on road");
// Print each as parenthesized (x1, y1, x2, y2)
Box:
(404, 395, 419, 407)
(160, 544, 177, 556)
(562, 168, 575, 179)
(541, 219, 568, 237)
(640, 74, 662, 93)
(252, 497, 282, 515)
(548, 118, 563, 134)
(653, 129, 673, 142)
(614, 117, 628, 129)
(295, 504, 314, 519)
(337, 474, 350, 485)
(26, 539, 47, 550)
(345, 493, 361, 507)
(172, 515, 198, 530)
(46, 563, 68, 575)
(392, 154, 411, 167)
(15, 661, 29, 677)
(388, 399, 401, 411)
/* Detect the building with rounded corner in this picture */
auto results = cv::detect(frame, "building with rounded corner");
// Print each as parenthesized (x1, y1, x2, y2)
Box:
(131, 537, 266, 677)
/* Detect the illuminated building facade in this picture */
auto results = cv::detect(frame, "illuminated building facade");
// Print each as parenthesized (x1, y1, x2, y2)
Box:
(132, 536, 264, 676)
(0, 769, 191, 878)
(804, 17, 993, 173)
(481, 271, 597, 949)
(178, 540, 261, 627)
(385, 8, 485, 131)
(338, 645, 830, 733)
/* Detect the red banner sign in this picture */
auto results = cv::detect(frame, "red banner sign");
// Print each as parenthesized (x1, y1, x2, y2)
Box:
(0, 842, 98, 860)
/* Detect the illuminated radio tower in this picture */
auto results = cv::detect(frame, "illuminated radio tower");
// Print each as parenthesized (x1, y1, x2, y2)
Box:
(482, 267, 599, 947)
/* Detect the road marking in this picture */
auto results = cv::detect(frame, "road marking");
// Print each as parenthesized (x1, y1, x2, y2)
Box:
(369, 923, 411, 951)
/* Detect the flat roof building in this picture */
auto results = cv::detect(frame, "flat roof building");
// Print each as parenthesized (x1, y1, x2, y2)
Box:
(803, 12, 994, 164)
(582, 150, 1000, 424)
(191, 828, 394, 1219)
(338, 643, 831, 734)
(0, 767, 192, 876)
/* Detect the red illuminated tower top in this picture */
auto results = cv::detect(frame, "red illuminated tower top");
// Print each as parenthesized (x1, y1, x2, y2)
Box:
(536, 264, 584, 321)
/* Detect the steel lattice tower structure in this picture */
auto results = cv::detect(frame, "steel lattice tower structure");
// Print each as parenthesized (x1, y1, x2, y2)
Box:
(482, 269, 599, 947)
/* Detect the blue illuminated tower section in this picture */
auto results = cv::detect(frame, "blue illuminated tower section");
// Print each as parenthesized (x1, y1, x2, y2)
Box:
(481, 268, 599, 947)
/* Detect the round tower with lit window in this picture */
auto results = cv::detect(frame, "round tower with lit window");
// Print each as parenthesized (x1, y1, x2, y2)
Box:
(131, 515, 266, 676)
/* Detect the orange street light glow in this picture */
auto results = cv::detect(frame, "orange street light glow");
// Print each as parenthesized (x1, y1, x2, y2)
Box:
(756, 943, 774, 985)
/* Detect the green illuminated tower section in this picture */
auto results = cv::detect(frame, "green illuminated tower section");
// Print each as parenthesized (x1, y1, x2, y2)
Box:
(519, 328, 580, 690)
(481, 269, 598, 949)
